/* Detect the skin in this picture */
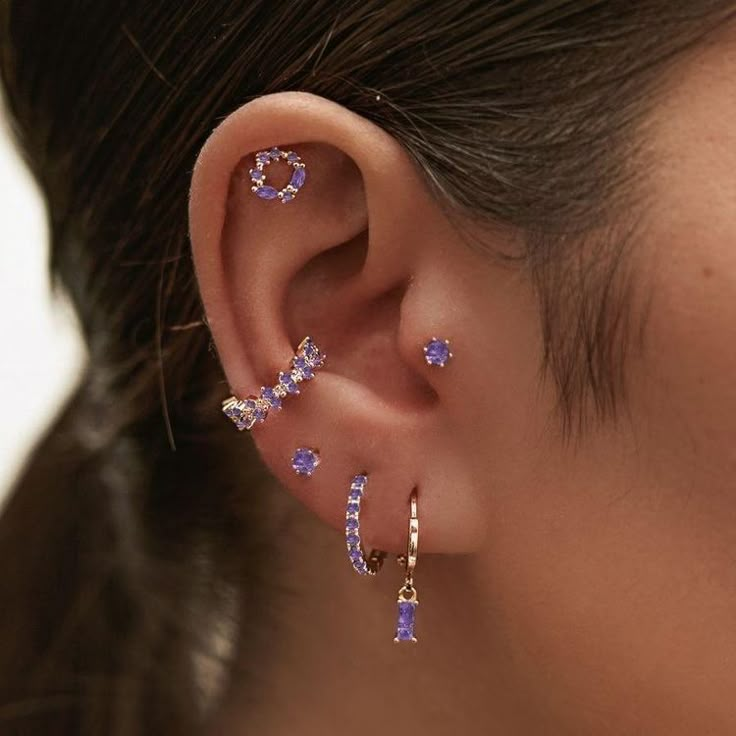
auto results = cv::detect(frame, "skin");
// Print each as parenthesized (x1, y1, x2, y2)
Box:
(191, 31, 736, 736)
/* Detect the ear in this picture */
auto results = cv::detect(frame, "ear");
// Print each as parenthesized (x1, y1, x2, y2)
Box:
(189, 91, 513, 554)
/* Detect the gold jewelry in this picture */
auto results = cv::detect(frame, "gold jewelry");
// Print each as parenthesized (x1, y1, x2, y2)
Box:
(394, 490, 419, 643)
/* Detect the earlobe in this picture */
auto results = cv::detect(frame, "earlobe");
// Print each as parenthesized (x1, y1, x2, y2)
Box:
(189, 91, 491, 556)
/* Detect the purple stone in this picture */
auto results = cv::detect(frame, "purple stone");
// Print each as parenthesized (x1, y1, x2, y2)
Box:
(346, 518, 359, 531)
(354, 561, 368, 574)
(260, 386, 282, 410)
(398, 601, 416, 625)
(287, 151, 300, 162)
(292, 357, 314, 380)
(300, 338, 320, 361)
(278, 371, 299, 395)
(269, 147, 282, 159)
(281, 192, 294, 203)
(256, 152, 270, 164)
(347, 502, 360, 514)
(291, 448, 320, 476)
(256, 186, 279, 200)
(395, 601, 417, 642)
(424, 338, 452, 367)
(290, 166, 307, 190)
(249, 168, 264, 181)
(349, 548, 363, 561)
(346, 534, 360, 546)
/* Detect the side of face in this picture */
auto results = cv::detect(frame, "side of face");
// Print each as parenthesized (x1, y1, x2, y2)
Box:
(188, 32, 736, 734)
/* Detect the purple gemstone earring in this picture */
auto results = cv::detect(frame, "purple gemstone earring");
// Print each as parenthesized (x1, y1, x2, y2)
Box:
(222, 336, 325, 431)
(344, 474, 387, 576)
(423, 337, 453, 368)
(292, 448, 321, 477)
(394, 490, 419, 643)
(249, 147, 307, 203)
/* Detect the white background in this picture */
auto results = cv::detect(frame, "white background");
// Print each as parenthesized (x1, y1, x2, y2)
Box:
(0, 106, 85, 505)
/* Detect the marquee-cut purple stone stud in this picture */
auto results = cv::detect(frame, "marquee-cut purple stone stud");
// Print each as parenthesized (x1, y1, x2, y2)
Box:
(255, 186, 279, 200)
(249, 147, 307, 204)
(423, 337, 453, 367)
(291, 448, 321, 477)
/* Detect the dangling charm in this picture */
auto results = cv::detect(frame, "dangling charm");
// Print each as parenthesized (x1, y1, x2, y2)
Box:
(394, 490, 419, 643)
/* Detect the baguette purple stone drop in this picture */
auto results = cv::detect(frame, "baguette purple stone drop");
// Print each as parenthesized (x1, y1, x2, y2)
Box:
(395, 600, 418, 642)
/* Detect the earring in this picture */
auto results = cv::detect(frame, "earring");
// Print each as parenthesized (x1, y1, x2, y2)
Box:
(423, 337, 453, 368)
(344, 474, 387, 576)
(222, 336, 325, 431)
(292, 447, 321, 477)
(249, 147, 307, 203)
(395, 490, 419, 643)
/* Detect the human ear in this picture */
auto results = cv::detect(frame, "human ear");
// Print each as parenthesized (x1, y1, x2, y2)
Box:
(189, 91, 511, 554)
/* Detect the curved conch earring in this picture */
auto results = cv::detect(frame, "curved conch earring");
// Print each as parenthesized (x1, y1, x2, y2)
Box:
(222, 336, 325, 431)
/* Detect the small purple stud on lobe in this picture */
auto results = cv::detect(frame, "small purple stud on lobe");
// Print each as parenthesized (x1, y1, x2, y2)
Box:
(292, 448, 321, 477)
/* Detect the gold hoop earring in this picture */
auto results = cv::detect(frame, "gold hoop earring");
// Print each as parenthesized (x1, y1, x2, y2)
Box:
(395, 490, 419, 643)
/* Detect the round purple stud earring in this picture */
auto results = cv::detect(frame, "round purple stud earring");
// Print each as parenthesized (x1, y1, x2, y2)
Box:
(292, 448, 321, 477)
(249, 147, 307, 203)
(423, 337, 453, 367)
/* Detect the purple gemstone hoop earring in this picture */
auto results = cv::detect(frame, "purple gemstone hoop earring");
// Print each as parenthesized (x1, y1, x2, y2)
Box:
(249, 147, 307, 203)
(395, 490, 419, 643)
(344, 474, 387, 576)
(222, 336, 325, 431)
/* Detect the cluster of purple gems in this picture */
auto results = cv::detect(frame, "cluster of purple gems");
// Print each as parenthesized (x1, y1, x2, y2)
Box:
(221, 337, 325, 431)
(345, 474, 375, 576)
(250, 147, 307, 203)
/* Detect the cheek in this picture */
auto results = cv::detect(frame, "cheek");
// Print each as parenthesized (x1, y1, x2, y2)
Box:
(633, 187, 736, 489)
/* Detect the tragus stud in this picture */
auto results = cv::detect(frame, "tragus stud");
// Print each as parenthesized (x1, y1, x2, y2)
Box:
(423, 337, 453, 368)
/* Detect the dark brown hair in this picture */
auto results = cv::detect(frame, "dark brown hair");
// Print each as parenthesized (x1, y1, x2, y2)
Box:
(0, 2, 733, 734)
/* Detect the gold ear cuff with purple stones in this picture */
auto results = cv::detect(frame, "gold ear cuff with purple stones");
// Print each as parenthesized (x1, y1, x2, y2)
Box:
(221, 336, 326, 431)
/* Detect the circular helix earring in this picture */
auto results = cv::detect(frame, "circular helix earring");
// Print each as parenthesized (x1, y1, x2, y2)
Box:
(249, 147, 307, 203)
(394, 490, 419, 643)
(344, 474, 387, 576)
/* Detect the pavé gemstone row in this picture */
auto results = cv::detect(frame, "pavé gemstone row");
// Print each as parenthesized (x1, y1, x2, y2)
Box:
(222, 336, 325, 431)
(345, 474, 374, 576)
(250, 147, 307, 203)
